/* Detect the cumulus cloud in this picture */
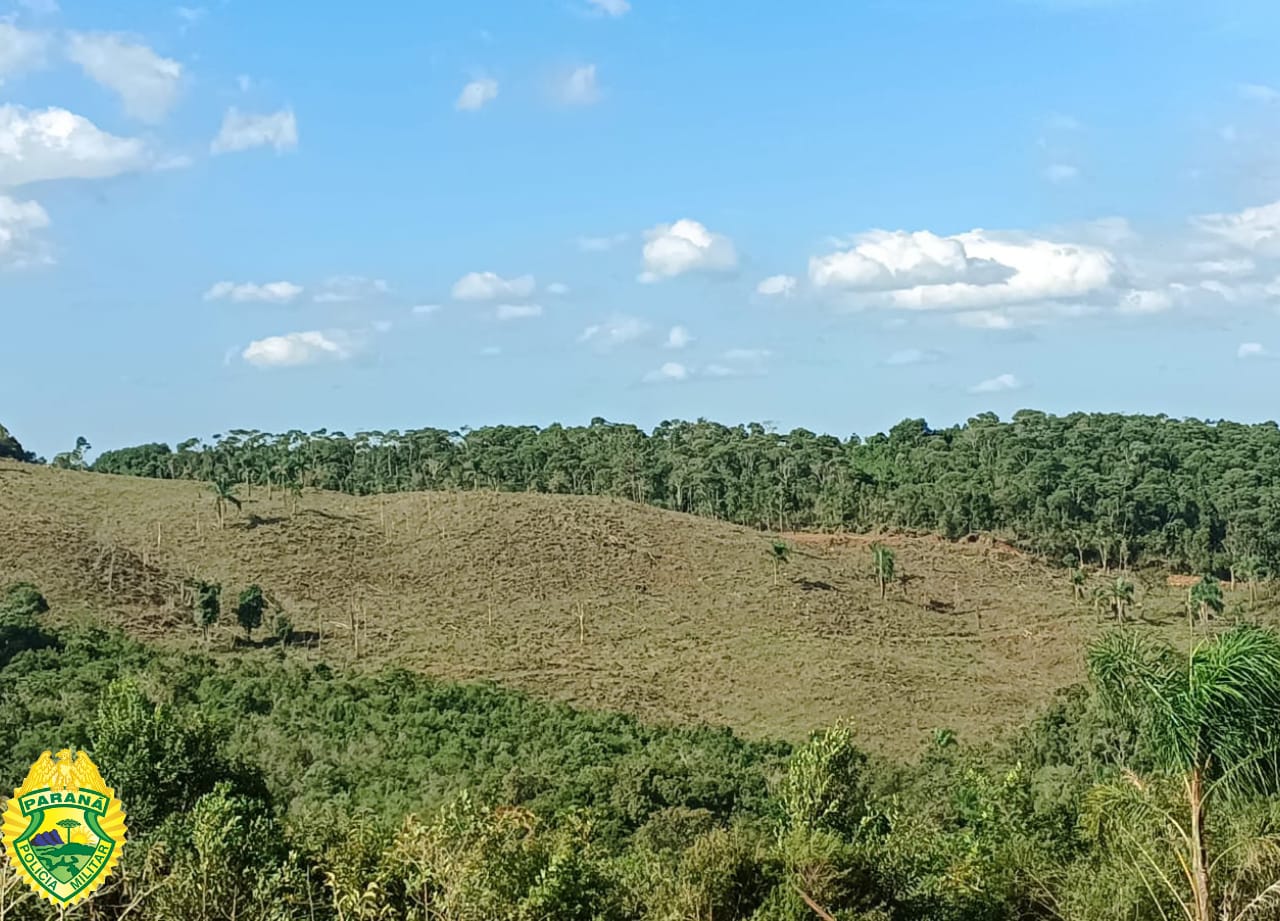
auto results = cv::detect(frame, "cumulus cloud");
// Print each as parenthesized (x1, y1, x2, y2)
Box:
(456, 78, 498, 111)
(757, 274, 797, 297)
(242, 330, 352, 367)
(585, 0, 630, 15)
(556, 65, 602, 106)
(579, 315, 648, 349)
(1239, 342, 1268, 359)
(204, 280, 304, 303)
(0, 105, 151, 186)
(577, 232, 628, 252)
(452, 271, 536, 301)
(67, 33, 182, 123)
(1195, 200, 1280, 255)
(496, 303, 543, 320)
(0, 194, 50, 266)
(210, 108, 298, 155)
(313, 275, 390, 303)
(665, 325, 693, 349)
(969, 372, 1022, 393)
(640, 219, 737, 282)
(1118, 288, 1174, 314)
(643, 361, 688, 383)
(0, 24, 48, 82)
(810, 229, 1012, 293)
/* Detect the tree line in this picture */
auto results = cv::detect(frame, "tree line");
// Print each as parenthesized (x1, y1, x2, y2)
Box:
(6, 580, 1280, 920)
(79, 411, 1280, 576)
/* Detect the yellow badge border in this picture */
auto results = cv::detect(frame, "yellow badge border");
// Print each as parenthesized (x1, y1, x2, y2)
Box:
(2, 749, 128, 908)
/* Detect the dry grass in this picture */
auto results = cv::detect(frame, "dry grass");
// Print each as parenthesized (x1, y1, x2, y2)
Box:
(1, 460, 1273, 757)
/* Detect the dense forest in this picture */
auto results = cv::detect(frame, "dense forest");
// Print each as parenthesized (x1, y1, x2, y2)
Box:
(6, 580, 1280, 920)
(80, 411, 1280, 576)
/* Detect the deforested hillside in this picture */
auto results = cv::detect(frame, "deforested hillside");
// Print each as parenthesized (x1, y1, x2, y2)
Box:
(0, 458, 1268, 754)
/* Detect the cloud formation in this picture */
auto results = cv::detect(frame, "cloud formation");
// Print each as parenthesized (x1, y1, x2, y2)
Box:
(0, 194, 50, 266)
(0, 24, 48, 82)
(0, 105, 150, 186)
(211, 108, 298, 155)
(557, 65, 602, 106)
(586, 0, 630, 16)
(452, 271, 536, 301)
(67, 33, 182, 123)
(242, 330, 352, 367)
(640, 219, 737, 282)
(496, 303, 543, 320)
(456, 78, 498, 111)
(579, 315, 648, 349)
(757, 274, 797, 297)
(204, 280, 304, 303)
(969, 372, 1022, 393)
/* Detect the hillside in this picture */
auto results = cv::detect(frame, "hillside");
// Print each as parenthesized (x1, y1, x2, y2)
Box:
(0, 459, 1262, 755)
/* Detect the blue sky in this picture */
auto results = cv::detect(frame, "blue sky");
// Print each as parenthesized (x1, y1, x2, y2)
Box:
(4, 0, 1280, 458)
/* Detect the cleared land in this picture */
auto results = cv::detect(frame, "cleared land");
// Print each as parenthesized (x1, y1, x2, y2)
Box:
(1, 459, 1271, 756)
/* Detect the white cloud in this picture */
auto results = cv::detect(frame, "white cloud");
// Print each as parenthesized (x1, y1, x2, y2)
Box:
(67, 33, 182, 124)
(969, 372, 1022, 393)
(1197, 258, 1255, 275)
(723, 348, 771, 361)
(313, 275, 390, 303)
(411, 303, 441, 315)
(1045, 163, 1079, 183)
(210, 108, 298, 155)
(204, 280, 304, 303)
(546, 281, 570, 295)
(1239, 83, 1280, 104)
(577, 232, 628, 252)
(644, 361, 688, 383)
(456, 78, 498, 112)
(1239, 342, 1267, 359)
(640, 219, 737, 282)
(578, 315, 648, 349)
(1118, 288, 1173, 314)
(0, 105, 151, 187)
(237, 74, 253, 93)
(496, 303, 543, 320)
(242, 330, 352, 367)
(811, 228, 1114, 312)
(956, 310, 1015, 329)
(0, 194, 50, 266)
(703, 364, 735, 377)
(1195, 200, 1280, 255)
(176, 6, 207, 26)
(0, 24, 48, 82)
(557, 65, 602, 106)
(757, 274, 797, 297)
(665, 325, 693, 349)
(452, 271, 536, 301)
(585, 0, 630, 15)
(885, 347, 942, 366)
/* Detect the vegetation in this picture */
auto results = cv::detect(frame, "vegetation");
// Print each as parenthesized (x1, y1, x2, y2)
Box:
(85, 412, 1280, 576)
(0, 423, 37, 463)
(235, 584, 266, 641)
(5, 589, 1280, 919)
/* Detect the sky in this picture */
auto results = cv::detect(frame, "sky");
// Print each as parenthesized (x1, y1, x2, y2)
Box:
(4, 0, 1280, 458)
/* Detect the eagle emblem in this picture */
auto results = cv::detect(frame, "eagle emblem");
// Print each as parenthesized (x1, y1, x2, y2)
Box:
(2, 749, 127, 907)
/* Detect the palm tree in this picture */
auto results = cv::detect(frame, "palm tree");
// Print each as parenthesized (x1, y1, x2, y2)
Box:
(1189, 575, 1225, 628)
(769, 540, 791, 587)
(871, 543, 895, 601)
(1086, 626, 1280, 921)
(210, 476, 241, 530)
(1094, 577, 1135, 624)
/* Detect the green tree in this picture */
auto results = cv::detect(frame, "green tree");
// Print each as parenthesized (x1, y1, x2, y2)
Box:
(0, 581, 48, 627)
(194, 581, 220, 643)
(50, 435, 91, 470)
(1070, 567, 1087, 601)
(1189, 575, 1225, 628)
(236, 585, 266, 642)
(210, 476, 241, 529)
(768, 540, 791, 587)
(1093, 577, 1135, 624)
(1086, 626, 1280, 921)
(871, 543, 895, 601)
(0, 423, 35, 462)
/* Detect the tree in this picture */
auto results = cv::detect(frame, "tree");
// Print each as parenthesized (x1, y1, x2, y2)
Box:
(1070, 567, 1087, 601)
(56, 819, 80, 845)
(210, 477, 241, 529)
(0, 581, 48, 628)
(50, 436, 91, 470)
(236, 585, 266, 642)
(0, 423, 35, 463)
(1189, 575, 1224, 628)
(194, 581, 220, 643)
(871, 543, 895, 601)
(1086, 626, 1280, 921)
(1094, 577, 1135, 624)
(769, 540, 791, 587)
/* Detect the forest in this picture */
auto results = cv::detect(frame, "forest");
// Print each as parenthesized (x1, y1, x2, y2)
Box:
(78, 411, 1280, 576)
(6, 579, 1280, 920)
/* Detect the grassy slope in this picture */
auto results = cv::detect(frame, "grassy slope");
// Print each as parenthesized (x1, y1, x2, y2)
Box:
(2, 459, 1267, 756)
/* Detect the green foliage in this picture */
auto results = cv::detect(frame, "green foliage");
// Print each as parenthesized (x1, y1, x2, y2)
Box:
(0, 422, 36, 462)
(0, 581, 48, 627)
(86, 412, 1280, 575)
(272, 611, 294, 646)
(50, 434, 91, 470)
(778, 724, 869, 838)
(193, 580, 220, 641)
(236, 584, 266, 640)
(1189, 574, 1225, 625)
